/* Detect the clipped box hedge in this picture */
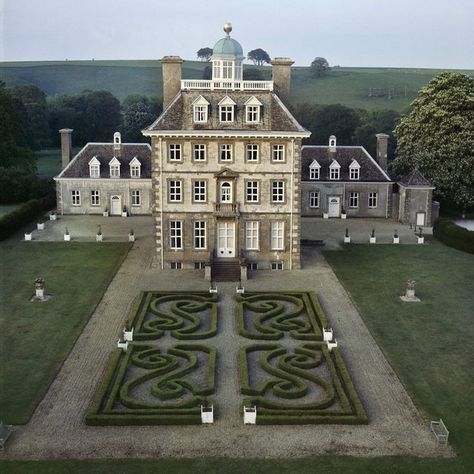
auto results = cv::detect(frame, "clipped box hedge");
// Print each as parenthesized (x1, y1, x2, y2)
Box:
(433, 218, 474, 254)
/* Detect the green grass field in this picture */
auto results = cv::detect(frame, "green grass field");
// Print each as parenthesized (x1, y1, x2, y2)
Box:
(1, 60, 472, 111)
(35, 147, 81, 177)
(0, 204, 23, 217)
(0, 241, 131, 424)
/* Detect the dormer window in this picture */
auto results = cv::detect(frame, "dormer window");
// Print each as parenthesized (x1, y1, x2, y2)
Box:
(219, 96, 236, 122)
(129, 157, 141, 178)
(109, 157, 121, 178)
(88, 156, 100, 178)
(192, 95, 209, 123)
(309, 159, 321, 180)
(245, 96, 262, 123)
(349, 160, 360, 180)
(329, 160, 340, 180)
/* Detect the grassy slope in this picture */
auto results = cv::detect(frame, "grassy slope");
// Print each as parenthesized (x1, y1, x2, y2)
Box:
(35, 147, 81, 178)
(0, 241, 131, 424)
(1, 60, 473, 111)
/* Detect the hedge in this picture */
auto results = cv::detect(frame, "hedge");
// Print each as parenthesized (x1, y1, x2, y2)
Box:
(433, 218, 474, 254)
(0, 193, 56, 241)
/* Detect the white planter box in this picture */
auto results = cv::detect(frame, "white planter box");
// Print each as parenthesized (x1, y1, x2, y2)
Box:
(121, 212, 128, 217)
(244, 406, 257, 425)
(96, 234, 103, 242)
(209, 286, 218, 294)
(236, 286, 245, 294)
(341, 214, 347, 220)
(393, 237, 400, 244)
(327, 339, 338, 352)
(323, 213, 329, 219)
(323, 328, 333, 342)
(37, 222, 45, 230)
(103, 211, 109, 217)
(117, 339, 128, 352)
(49, 213, 57, 221)
(128, 234, 135, 242)
(418, 236, 424, 244)
(24, 233, 32, 241)
(123, 327, 134, 342)
(369, 237, 376, 244)
(201, 405, 214, 424)
(344, 236, 351, 244)
(64, 234, 71, 241)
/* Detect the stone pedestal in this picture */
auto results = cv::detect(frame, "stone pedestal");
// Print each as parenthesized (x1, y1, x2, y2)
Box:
(244, 406, 257, 425)
(201, 405, 214, 424)
(400, 280, 421, 302)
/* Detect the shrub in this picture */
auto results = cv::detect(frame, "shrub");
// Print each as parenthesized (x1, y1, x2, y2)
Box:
(0, 193, 56, 240)
(0, 168, 54, 204)
(433, 218, 474, 254)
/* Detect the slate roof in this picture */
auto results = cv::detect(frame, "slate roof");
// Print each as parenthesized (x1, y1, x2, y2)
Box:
(398, 169, 433, 187)
(145, 91, 307, 133)
(57, 143, 152, 179)
(301, 146, 391, 182)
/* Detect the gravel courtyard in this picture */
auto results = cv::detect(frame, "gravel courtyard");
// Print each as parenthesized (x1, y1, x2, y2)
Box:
(2, 217, 451, 460)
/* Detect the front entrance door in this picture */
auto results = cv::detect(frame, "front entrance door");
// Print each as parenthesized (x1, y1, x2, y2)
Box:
(217, 222, 235, 258)
(110, 195, 122, 215)
(328, 197, 341, 217)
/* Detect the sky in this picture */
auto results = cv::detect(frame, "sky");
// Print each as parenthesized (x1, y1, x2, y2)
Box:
(1, 0, 473, 68)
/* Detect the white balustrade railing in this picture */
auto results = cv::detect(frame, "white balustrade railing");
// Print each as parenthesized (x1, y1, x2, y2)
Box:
(181, 80, 273, 91)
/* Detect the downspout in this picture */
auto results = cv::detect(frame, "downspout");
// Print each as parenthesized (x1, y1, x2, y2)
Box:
(159, 137, 164, 269)
(289, 139, 295, 270)
(386, 183, 389, 218)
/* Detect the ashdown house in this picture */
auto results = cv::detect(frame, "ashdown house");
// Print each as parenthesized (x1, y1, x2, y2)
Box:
(143, 24, 310, 274)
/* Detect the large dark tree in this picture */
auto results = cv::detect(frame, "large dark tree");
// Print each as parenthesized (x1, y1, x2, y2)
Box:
(122, 95, 162, 142)
(310, 57, 330, 78)
(393, 73, 474, 210)
(197, 47, 213, 61)
(247, 49, 271, 66)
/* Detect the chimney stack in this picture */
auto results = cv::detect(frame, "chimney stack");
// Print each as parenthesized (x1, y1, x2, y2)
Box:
(59, 128, 73, 170)
(161, 56, 183, 110)
(375, 133, 389, 171)
(271, 57, 294, 104)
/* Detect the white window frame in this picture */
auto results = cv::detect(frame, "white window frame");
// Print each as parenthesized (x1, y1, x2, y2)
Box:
(219, 105, 234, 122)
(110, 164, 120, 178)
(368, 192, 378, 208)
(170, 221, 183, 250)
(131, 190, 141, 206)
(272, 144, 285, 162)
(271, 262, 284, 270)
(271, 180, 285, 203)
(246, 105, 260, 123)
(309, 191, 319, 208)
(349, 192, 359, 208)
(89, 164, 100, 178)
(193, 180, 207, 203)
(246, 144, 259, 162)
(168, 180, 182, 202)
(222, 60, 233, 79)
(271, 221, 285, 250)
(193, 105, 208, 123)
(90, 190, 100, 206)
(245, 221, 259, 250)
(170, 261, 182, 270)
(350, 167, 360, 180)
(329, 167, 340, 180)
(193, 221, 207, 250)
(193, 144, 206, 161)
(71, 190, 81, 206)
(246, 180, 259, 203)
(310, 167, 320, 180)
(168, 144, 182, 162)
(219, 144, 232, 162)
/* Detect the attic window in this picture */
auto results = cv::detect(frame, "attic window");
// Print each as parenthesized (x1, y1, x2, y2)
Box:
(309, 160, 320, 180)
(130, 157, 141, 178)
(219, 96, 236, 123)
(193, 95, 209, 123)
(329, 160, 340, 180)
(109, 157, 121, 178)
(89, 156, 100, 178)
(349, 160, 360, 180)
(245, 96, 262, 123)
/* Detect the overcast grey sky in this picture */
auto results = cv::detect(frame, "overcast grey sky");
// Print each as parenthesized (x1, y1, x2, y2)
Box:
(1, 0, 473, 68)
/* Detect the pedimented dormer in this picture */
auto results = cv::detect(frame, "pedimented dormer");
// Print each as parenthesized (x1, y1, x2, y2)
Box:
(109, 156, 121, 178)
(192, 95, 210, 123)
(245, 96, 263, 123)
(218, 96, 236, 122)
(349, 159, 360, 180)
(129, 157, 141, 178)
(329, 159, 340, 180)
(88, 156, 100, 178)
(309, 159, 321, 180)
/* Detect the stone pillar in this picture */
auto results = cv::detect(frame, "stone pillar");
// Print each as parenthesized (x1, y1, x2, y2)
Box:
(271, 57, 294, 104)
(375, 133, 389, 171)
(161, 56, 183, 110)
(59, 128, 73, 170)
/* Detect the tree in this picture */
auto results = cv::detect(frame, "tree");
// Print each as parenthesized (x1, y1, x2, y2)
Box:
(247, 49, 271, 66)
(393, 73, 474, 211)
(122, 95, 161, 143)
(311, 57, 330, 78)
(197, 47, 213, 61)
(243, 67, 265, 81)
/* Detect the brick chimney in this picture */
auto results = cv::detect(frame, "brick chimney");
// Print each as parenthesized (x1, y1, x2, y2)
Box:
(59, 128, 73, 170)
(375, 133, 389, 171)
(271, 57, 294, 104)
(161, 56, 183, 110)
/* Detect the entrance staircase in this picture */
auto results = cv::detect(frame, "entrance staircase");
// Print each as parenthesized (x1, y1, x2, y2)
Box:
(211, 259, 241, 282)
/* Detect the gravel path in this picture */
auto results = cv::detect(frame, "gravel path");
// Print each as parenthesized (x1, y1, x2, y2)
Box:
(1, 238, 453, 459)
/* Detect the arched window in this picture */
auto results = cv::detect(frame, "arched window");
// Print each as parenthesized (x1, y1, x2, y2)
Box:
(220, 181, 232, 203)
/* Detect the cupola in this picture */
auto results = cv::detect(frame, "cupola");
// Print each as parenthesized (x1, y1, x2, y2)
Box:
(211, 23, 244, 81)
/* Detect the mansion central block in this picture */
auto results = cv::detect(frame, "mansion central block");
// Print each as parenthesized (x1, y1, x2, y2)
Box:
(143, 26, 310, 271)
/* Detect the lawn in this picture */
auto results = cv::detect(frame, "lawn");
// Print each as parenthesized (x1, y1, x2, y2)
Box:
(0, 204, 23, 217)
(0, 241, 131, 424)
(35, 147, 81, 177)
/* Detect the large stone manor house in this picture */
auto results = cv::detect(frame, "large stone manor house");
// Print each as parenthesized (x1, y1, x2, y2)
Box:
(55, 24, 435, 277)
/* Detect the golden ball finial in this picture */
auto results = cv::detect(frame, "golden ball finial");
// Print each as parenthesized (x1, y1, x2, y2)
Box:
(223, 22, 233, 35)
